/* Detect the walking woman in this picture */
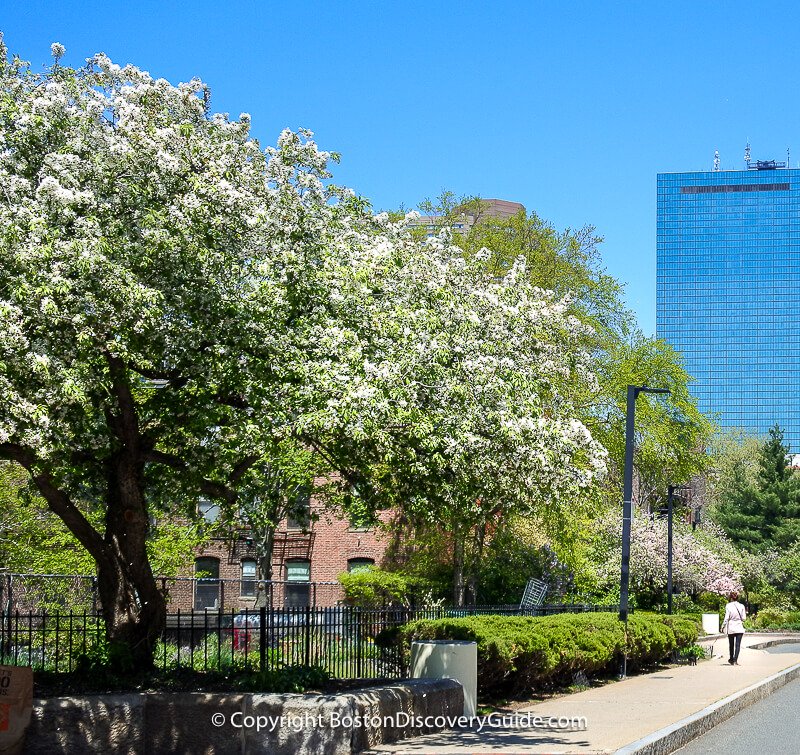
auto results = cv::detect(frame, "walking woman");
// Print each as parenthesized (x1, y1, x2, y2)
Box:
(722, 592, 746, 665)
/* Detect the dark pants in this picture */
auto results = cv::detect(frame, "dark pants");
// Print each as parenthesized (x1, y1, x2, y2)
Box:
(728, 632, 743, 662)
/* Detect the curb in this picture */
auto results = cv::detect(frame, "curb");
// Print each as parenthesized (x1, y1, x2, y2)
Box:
(615, 659, 800, 754)
(747, 637, 800, 650)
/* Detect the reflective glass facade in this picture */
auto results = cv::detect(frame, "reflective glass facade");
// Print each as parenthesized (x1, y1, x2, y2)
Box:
(656, 169, 800, 450)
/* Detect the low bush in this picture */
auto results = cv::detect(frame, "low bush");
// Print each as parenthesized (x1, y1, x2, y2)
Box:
(695, 591, 726, 612)
(752, 608, 800, 630)
(670, 593, 697, 614)
(236, 664, 330, 693)
(399, 612, 699, 695)
(33, 664, 331, 696)
(338, 567, 434, 608)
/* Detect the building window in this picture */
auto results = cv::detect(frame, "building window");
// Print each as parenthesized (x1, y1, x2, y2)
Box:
(347, 509, 374, 531)
(347, 558, 374, 574)
(346, 487, 375, 531)
(198, 498, 220, 524)
(194, 557, 220, 610)
(241, 559, 257, 597)
(287, 487, 311, 530)
(285, 559, 311, 607)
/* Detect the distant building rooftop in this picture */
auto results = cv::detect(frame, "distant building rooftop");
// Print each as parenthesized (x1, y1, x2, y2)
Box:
(410, 198, 525, 235)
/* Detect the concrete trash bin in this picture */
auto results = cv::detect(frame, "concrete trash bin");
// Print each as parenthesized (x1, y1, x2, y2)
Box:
(702, 612, 720, 634)
(411, 640, 477, 718)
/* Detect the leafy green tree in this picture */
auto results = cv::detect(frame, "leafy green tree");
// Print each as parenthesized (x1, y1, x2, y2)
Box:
(388, 193, 714, 594)
(705, 430, 763, 508)
(422, 192, 714, 496)
(592, 330, 715, 512)
(0, 461, 96, 575)
(714, 425, 800, 550)
(0, 461, 202, 581)
(228, 440, 322, 586)
(0, 462, 207, 577)
(0, 44, 608, 659)
(459, 203, 625, 340)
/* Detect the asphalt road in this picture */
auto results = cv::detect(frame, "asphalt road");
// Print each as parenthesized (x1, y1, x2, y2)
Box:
(676, 646, 800, 755)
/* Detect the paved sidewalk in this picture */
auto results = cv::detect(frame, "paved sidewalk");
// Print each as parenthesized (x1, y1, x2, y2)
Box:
(367, 634, 800, 754)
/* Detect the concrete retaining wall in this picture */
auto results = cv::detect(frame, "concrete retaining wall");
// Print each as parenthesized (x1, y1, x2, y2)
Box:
(24, 679, 462, 755)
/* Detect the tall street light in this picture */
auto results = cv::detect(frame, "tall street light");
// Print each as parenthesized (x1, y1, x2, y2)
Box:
(665, 484, 690, 615)
(620, 385, 671, 622)
(619, 385, 671, 678)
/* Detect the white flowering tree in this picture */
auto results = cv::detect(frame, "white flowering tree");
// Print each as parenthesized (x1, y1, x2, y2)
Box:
(293, 219, 608, 604)
(0, 41, 341, 662)
(0, 39, 607, 661)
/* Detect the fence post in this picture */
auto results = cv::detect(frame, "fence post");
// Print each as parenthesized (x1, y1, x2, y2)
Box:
(259, 606, 266, 672)
(3, 575, 11, 655)
(304, 604, 312, 667)
(355, 606, 363, 679)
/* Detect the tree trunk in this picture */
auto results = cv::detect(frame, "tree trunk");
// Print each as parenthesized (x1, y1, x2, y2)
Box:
(96, 449, 165, 669)
(17, 443, 164, 670)
(256, 526, 276, 608)
(96, 550, 165, 670)
(452, 528, 465, 607)
(464, 520, 488, 606)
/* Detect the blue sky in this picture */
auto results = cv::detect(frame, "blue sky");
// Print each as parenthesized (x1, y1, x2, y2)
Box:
(4, 1, 800, 334)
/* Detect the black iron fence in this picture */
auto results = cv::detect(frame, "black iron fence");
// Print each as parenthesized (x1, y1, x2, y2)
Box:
(0, 573, 344, 613)
(0, 603, 620, 679)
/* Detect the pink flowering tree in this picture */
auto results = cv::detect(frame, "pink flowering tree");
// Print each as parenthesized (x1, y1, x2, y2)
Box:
(593, 510, 742, 600)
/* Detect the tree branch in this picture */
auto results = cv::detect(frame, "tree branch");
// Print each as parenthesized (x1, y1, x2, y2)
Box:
(128, 363, 190, 389)
(144, 448, 239, 505)
(104, 354, 141, 448)
(229, 455, 260, 484)
(0, 443, 106, 558)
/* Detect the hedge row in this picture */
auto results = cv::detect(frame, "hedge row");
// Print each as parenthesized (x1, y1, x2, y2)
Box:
(398, 612, 699, 694)
(751, 608, 800, 630)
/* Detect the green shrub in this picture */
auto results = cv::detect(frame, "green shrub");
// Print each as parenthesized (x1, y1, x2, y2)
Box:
(338, 568, 433, 607)
(237, 664, 330, 693)
(74, 638, 135, 676)
(682, 644, 706, 663)
(399, 612, 698, 695)
(752, 608, 800, 629)
(661, 614, 702, 646)
(670, 593, 697, 614)
(696, 592, 726, 612)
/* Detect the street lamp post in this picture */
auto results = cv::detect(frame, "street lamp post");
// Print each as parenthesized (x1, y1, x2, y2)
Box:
(619, 384, 670, 678)
(667, 484, 675, 616)
(666, 484, 690, 615)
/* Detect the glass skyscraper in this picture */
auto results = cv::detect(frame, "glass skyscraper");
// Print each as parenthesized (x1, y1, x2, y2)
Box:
(656, 165, 800, 450)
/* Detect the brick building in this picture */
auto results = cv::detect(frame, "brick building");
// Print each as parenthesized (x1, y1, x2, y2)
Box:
(168, 497, 391, 611)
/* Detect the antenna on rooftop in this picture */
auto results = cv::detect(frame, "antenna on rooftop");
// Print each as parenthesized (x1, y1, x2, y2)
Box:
(714, 150, 721, 171)
(788, 147, 791, 169)
(745, 141, 751, 169)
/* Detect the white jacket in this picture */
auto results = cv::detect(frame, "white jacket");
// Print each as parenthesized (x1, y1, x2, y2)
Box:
(723, 601, 746, 634)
